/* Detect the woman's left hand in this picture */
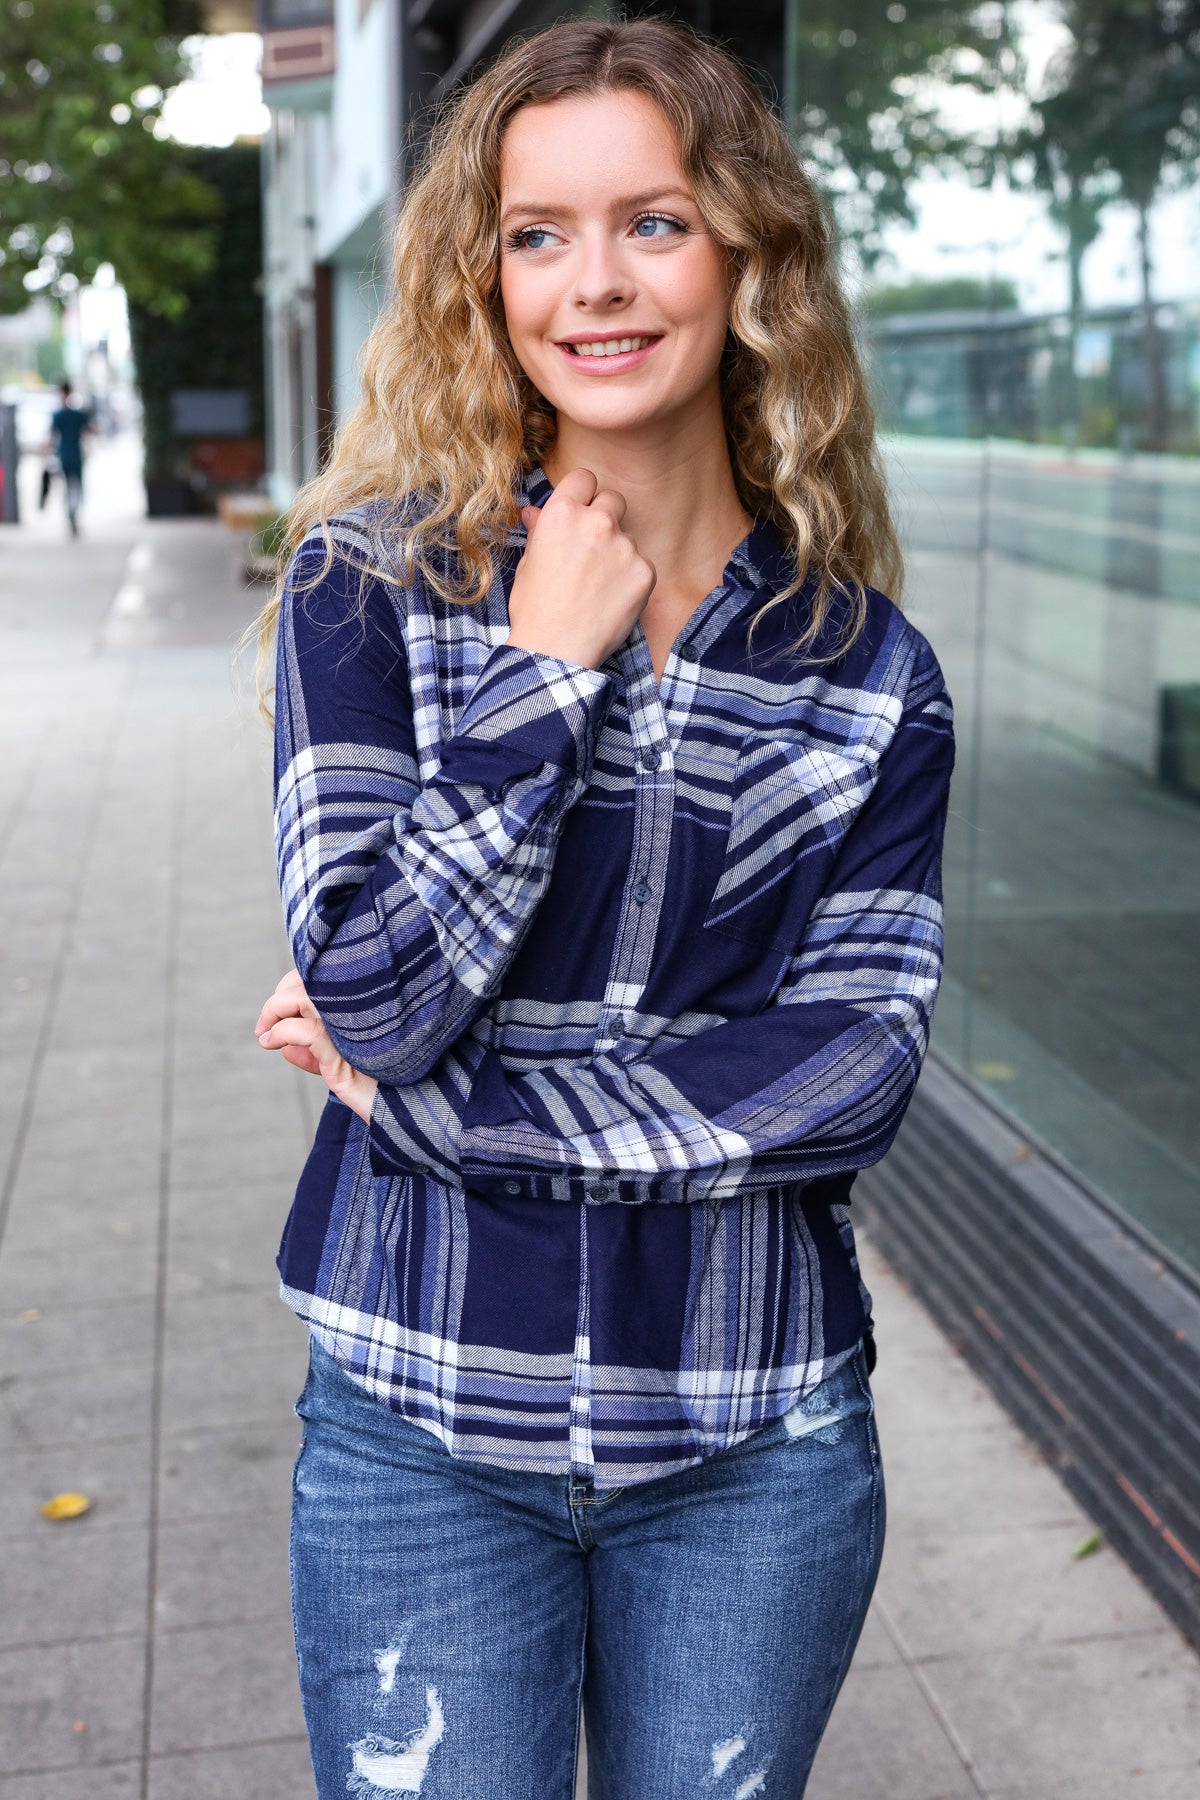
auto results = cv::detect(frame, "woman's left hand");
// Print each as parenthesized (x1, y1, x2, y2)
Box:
(255, 970, 378, 1123)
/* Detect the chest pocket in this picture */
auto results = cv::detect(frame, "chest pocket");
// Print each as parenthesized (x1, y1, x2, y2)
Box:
(703, 737, 878, 954)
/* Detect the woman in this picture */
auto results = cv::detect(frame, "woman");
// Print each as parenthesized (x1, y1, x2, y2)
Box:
(254, 17, 954, 1798)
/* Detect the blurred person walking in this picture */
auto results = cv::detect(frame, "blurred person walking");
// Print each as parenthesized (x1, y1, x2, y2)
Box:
(252, 17, 954, 1798)
(49, 381, 91, 536)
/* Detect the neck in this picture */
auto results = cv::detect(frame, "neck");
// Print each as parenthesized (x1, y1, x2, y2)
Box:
(542, 386, 753, 604)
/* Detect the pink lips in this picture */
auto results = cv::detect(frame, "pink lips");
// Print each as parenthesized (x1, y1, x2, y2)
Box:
(555, 336, 663, 373)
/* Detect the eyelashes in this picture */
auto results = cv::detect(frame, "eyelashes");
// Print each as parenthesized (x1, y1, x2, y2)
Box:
(503, 211, 689, 253)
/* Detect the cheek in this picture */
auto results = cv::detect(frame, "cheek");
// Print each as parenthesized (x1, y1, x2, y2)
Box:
(657, 247, 730, 345)
(500, 264, 551, 354)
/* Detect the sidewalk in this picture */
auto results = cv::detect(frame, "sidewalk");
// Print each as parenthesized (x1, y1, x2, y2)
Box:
(0, 440, 1196, 1798)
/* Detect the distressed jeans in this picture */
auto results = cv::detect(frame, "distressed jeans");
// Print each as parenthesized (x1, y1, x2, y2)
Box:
(290, 1334, 885, 1800)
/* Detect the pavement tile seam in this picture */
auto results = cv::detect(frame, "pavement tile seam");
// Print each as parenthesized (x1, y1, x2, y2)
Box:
(0, 1614, 145, 1643)
(2, 1761, 145, 1783)
(870, 1598, 992, 1796)
(0, 1427, 158, 1453)
(147, 1733, 311, 1764)
(3, 1627, 146, 1655)
(905, 1623, 1192, 1665)
(150, 1611, 300, 1644)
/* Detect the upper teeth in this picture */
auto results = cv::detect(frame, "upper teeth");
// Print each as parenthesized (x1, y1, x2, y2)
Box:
(571, 337, 653, 357)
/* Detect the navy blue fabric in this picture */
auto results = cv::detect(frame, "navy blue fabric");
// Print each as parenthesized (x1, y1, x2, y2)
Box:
(271, 471, 954, 1485)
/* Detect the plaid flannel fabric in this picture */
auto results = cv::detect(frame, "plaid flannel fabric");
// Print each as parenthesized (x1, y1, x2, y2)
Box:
(273, 473, 955, 1485)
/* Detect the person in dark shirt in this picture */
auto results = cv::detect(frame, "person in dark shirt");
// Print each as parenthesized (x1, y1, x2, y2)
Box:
(49, 382, 91, 537)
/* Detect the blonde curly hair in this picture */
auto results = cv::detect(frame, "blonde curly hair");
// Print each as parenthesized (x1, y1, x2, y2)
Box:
(254, 14, 901, 705)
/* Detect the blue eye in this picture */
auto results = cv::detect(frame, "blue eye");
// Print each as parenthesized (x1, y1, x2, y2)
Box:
(633, 213, 685, 239)
(508, 226, 554, 251)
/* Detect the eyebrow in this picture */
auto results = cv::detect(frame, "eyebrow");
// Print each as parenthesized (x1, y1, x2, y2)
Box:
(499, 186, 695, 226)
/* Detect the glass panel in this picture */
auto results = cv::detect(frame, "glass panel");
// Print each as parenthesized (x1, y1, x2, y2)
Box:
(676, 0, 1200, 1276)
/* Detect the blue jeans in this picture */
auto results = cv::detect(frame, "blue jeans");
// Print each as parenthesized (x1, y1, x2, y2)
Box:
(290, 1335, 885, 1799)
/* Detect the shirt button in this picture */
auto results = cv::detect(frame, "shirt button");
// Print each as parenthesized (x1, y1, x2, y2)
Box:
(588, 1183, 610, 1201)
(679, 641, 700, 663)
(611, 1013, 627, 1036)
(411, 1163, 429, 1177)
(632, 881, 652, 904)
(640, 749, 662, 771)
(502, 1178, 521, 1195)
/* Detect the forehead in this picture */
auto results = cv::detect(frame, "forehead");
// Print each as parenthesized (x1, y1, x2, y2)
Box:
(499, 90, 687, 203)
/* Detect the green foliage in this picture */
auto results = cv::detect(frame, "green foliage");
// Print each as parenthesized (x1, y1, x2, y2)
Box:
(778, 0, 1019, 246)
(127, 142, 263, 478)
(0, 0, 218, 316)
(1018, 2, 1200, 446)
(866, 275, 1020, 315)
(1021, 2, 1200, 274)
(249, 510, 287, 559)
(635, 0, 1021, 254)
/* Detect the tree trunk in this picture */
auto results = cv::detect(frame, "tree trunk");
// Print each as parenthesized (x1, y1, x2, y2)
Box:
(1064, 177, 1085, 448)
(1136, 201, 1167, 453)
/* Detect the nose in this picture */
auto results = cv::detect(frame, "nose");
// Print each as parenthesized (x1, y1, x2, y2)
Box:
(570, 228, 634, 313)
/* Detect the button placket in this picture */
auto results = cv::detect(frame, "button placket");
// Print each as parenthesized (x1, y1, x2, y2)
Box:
(593, 638, 674, 1055)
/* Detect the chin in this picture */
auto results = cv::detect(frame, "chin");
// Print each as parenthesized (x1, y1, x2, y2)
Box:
(539, 384, 667, 433)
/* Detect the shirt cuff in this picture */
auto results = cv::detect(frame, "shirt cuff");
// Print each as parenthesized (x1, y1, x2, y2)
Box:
(367, 1082, 444, 1183)
(436, 643, 614, 793)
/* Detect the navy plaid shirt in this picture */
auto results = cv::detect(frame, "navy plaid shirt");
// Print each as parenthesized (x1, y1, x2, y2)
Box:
(273, 468, 954, 1486)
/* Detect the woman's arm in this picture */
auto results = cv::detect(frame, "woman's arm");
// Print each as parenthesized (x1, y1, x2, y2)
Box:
(274, 528, 614, 1082)
(364, 652, 955, 1197)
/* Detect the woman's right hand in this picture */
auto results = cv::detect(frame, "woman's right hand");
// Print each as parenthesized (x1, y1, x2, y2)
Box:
(506, 467, 656, 670)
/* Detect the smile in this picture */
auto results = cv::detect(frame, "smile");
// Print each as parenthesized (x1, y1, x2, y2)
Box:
(565, 335, 657, 356)
(555, 335, 663, 371)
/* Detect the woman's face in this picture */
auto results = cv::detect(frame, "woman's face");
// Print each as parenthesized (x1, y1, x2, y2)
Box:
(498, 90, 731, 442)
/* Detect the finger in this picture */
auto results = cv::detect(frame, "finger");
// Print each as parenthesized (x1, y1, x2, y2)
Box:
(589, 489, 627, 526)
(520, 504, 542, 539)
(275, 968, 306, 997)
(281, 1045, 323, 1076)
(258, 1015, 323, 1054)
(254, 991, 306, 1035)
(549, 467, 598, 508)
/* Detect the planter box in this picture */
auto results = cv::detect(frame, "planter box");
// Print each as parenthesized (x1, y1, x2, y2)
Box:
(145, 476, 194, 517)
(1159, 684, 1200, 801)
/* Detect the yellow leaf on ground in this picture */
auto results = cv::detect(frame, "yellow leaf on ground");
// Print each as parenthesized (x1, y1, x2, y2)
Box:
(39, 1492, 92, 1521)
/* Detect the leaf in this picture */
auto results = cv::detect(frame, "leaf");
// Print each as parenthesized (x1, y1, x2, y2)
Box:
(39, 1492, 92, 1521)
(1072, 1528, 1104, 1559)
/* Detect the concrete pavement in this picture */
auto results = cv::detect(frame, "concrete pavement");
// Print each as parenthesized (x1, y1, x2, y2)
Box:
(0, 437, 1196, 1797)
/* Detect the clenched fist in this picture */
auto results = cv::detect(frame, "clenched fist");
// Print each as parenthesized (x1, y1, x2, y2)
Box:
(507, 467, 655, 670)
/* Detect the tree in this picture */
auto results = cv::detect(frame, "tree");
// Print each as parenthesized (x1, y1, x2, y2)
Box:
(1025, 1, 1200, 449)
(866, 275, 1020, 315)
(127, 142, 264, 487)
(625, 0, 1021, 257)
(779, 0, 1019, 251)
(0, 0, 218, 317)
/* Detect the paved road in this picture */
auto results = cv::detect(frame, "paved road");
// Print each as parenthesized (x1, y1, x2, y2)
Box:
(0, 438, 1196, 1798)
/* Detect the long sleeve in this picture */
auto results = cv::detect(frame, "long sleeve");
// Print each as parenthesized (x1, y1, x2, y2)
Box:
(273, 532, 614, 1082)
(367, 646, 954, 1199)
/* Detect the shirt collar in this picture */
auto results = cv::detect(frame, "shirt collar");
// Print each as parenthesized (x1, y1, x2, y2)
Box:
(514, 465, 799, 609)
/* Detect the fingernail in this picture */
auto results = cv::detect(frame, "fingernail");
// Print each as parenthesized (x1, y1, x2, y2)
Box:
(258, 1031, 272, 1045)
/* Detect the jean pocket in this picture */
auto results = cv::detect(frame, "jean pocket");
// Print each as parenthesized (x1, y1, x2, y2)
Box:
(703, 738, 878, 952)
